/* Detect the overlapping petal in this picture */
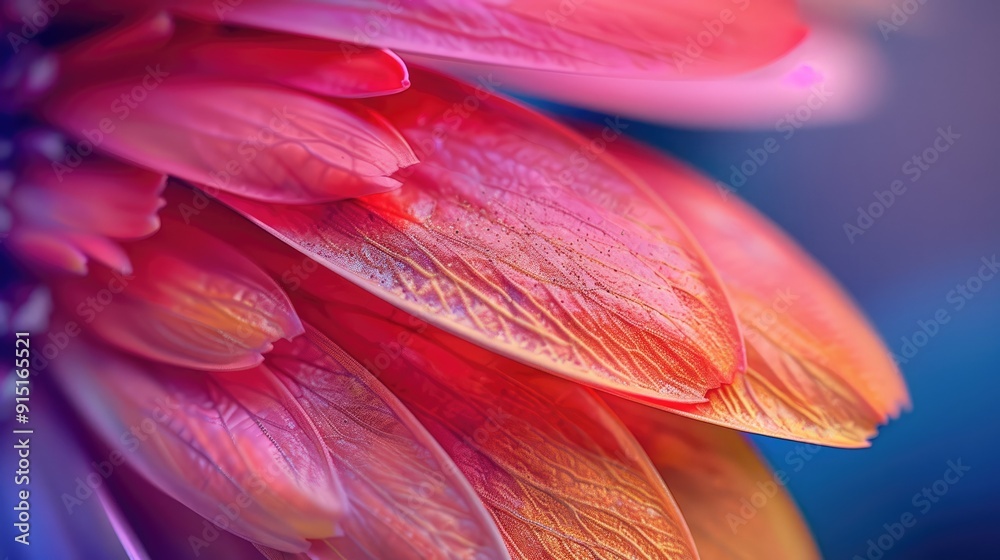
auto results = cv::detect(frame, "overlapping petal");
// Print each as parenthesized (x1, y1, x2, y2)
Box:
(261, 328, 509, 559)
(612, 404, 821, 559)
(50, 213, 303, 370)
(220, 69, 743, 406)
(418, 26, 885, 128)
(5, 155, 165, 274)
(42, 76, 416, 203)
(52, 341, 346, 552)
(605, 139, 909, 446)
(171, 0, 805, 77)
(294, 286, 700, 560)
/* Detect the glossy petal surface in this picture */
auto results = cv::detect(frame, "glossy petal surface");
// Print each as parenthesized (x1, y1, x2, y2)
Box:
(612, 402, 821, 559)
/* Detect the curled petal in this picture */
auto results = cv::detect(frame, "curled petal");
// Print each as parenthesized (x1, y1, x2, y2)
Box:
(220, 69, 743, 406)
(605, 139, 909, 446)
(611, 403, 822, 560)
(52, 342, 346, 552)
(51, 214, 303, 370)
(43, 77, 417, 203)
(171, 0, 804, 77)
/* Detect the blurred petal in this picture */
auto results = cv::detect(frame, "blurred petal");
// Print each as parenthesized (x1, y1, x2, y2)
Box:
(220, 69, 743, 406)
(605, 139, 909, 446)
(12, 157, 165, 239)
(297, 287, 700, 560)
(53, 341, 346, 552)
(171, 0, 804, 77)
(611, 403, 821, 559)
(52, 215, 303, 370)
(262, 329, 508, 559)
(420, 26, 884, 128)
(43, 77, 417, 203)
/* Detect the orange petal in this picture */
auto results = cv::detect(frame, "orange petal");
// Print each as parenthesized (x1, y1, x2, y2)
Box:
(297, 289, 700, 560)
(605, 139, 909, 446)
(612, 401, 821, 559)
(51, 214, 303, 370)
(52, 341, 346, 552)
(261, 328, 509, 560)
(172, 0, 804, 77)
(219, 68, 743, 406)
(43, 76, 417, 203)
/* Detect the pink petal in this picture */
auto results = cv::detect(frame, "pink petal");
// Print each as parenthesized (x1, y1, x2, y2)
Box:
(416, 26, 884, 128)
(260, 329, 509, 559)
(175, 26, 410, 98)
(50, 213, 303, 370)
(43, 76, 417, 203)
(170, 0, 805, 77)
(53, 341, 346, 552)
(12, 157, 165, 240)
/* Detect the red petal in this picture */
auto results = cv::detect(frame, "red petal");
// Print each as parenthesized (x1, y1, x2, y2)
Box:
(51, 214, 303, 370)
(172, 0, 804, 77)
(53, 341, 346, 552)
(297, 287, 700, 560)
(43, 77, 416, 203)
(606, 139, 909, 446)
(261, 329, 509, 559)
(220, 69, 743, 406)
(13, 157, 165, 240)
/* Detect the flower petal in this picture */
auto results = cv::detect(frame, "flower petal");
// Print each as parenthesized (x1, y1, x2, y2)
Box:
(611, 402, 822, 559)
(52, 341, 347, 552)
(172, 0, 805, 77)
(298, 289, 700, 560)
(13, 155, 165, 240)
(605, 139, 909, 446)
(415, 26, 885, 128)
(176, 27, 410, 98)
(260, 328, 509, 559)
(51, 214, 303, 370)
(220, 68, 743, 406)
(43, 77, 417, 203)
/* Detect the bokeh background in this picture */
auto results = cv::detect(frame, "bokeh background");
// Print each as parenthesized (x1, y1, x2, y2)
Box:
(562, 2, 998, 557)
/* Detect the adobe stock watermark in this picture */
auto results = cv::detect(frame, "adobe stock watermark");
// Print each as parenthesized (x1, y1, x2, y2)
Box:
(7, 0, 72, 53)
(853, 459, 970, 560)
(878, 0, 931, 41)
(51, 64, 170, 181)
(843, 126, 959, 244)
(672, 0, 752, 73)
(716, 82, 834, 199)
(892, 254, 998, 365)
